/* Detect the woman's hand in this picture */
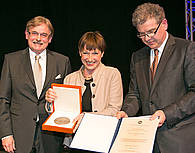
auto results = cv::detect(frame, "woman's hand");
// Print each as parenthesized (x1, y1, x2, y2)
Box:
(45, 88, 57, 102)
(115, 111, 128, 119)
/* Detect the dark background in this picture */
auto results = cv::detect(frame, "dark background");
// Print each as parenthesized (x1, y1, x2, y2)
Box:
(0, 0, 185, 95)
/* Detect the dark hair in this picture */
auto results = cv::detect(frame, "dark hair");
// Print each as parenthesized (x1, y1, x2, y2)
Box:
(78, 31, 106, 53)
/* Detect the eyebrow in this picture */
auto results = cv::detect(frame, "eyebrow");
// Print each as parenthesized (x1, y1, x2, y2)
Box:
(139, 27, 156, 34)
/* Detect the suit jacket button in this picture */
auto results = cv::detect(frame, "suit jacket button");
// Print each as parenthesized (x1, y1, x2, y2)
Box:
(33, 117, 37, 121)
(92, 83, 95, 87)
(92, 94, 95, 98)
(33, 89, 36, 93)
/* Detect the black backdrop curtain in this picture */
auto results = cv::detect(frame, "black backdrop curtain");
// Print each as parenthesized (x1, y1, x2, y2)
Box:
(0, 0, 185, 95)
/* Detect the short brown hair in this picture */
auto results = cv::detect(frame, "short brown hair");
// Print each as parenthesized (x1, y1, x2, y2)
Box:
(26, 16, 54, 37)
(78, 31, 106, 53)
(132, 3, 165, 28)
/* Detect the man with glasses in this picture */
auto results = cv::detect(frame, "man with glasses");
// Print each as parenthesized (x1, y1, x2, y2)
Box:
(117, 3, 195, 153)
(0, 16, 71, 153)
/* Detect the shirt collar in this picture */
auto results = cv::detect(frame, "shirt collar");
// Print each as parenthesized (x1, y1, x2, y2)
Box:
(29, 48, 46, 60)
(158, 32, 168, 53)
(151, 32, 168, 54)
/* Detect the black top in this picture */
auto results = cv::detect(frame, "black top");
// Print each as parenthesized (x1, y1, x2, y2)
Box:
(82, 78, 93, 112)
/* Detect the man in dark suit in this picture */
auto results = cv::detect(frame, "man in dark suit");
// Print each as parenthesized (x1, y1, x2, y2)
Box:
(117, 3, 195, 153)
(0, 16, 71, 153)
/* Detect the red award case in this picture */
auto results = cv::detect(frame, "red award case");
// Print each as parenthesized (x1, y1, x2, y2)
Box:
(42, 83, 82, 133)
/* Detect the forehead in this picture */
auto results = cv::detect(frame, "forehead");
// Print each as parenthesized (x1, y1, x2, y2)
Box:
(29, 23, 50, 33)
(137, 18, 158, 33)
(82, 45, 101, 52)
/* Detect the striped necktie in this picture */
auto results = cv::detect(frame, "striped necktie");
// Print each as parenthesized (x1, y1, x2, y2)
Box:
(150, 49, 159, 82)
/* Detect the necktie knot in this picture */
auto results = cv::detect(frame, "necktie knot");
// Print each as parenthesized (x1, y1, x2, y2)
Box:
(154, 49, 159, 56)
(35, 55, 41, 61)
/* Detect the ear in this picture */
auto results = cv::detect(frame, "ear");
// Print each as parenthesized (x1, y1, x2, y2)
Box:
(162, 18, 168, 31)
(48, 36, 52, 43)
(25, 30, 29, 40)
(101, 52, 104, 58)
(79, 51, 82, 56)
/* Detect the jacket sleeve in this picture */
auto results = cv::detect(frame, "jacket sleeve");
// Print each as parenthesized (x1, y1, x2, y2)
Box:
(0, 55, 13, 139)
(121, 53, 140, 116)
(96, 68, 123, 116)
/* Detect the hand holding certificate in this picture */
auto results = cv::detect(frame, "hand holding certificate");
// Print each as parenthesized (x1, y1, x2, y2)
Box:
(70, 113, 159, 153)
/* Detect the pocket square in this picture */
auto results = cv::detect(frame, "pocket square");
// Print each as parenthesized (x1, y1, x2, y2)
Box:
(55, 74, 62, 79)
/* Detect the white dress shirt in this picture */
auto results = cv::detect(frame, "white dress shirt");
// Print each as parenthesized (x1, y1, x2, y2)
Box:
(29, 48, 46, 88)
(150, 32, 169, 66)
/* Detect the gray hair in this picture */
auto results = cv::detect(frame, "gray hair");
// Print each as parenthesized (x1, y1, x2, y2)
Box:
(132, 3, 165, 28)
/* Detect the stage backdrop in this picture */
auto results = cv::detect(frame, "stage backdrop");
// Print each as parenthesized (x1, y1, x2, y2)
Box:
(0, 0, 185, 96)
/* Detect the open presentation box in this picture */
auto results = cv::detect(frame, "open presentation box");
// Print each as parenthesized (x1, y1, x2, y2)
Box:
(42, 83, 82, 133)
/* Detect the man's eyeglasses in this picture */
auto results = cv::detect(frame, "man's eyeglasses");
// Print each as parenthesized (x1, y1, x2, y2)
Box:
(28, 31, 50, 38)
(137, 22, 161, 39)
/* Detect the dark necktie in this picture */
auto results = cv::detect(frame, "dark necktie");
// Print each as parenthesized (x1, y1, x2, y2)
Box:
(150, 49, 159, 82)
(82, 78, 93, 112)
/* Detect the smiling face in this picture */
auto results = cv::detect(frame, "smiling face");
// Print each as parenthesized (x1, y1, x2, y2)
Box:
(25, 23, 52, 54)
(137, 18, 168, 49)
(80, 45, 104, 75)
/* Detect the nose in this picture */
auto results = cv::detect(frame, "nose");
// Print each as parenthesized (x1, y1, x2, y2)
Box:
(88, 54, 92, 61)
(144, 34, 151, 42)
(37, 33, 41, 40)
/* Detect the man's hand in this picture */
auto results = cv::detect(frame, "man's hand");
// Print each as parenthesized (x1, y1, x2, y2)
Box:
(2, 135, 16, 153)
(150, 110, 166, 127)
(115, 111, 128, 119)
(45, 88, 57, 103)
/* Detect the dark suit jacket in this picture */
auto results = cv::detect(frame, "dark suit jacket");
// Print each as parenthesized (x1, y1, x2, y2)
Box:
(0, 48, 71, 153)
(122, 34, 195, 153)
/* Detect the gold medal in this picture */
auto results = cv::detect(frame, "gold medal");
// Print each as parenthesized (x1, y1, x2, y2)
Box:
(54, 117, 70, 125)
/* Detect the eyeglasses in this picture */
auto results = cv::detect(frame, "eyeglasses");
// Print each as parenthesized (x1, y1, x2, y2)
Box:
(137, 22, 161, 39)
(28, 31, 50, 38)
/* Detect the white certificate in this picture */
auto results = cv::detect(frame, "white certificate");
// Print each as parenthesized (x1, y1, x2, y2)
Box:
(70, 113, 118, 153)
(110, 116, 159, 153)
(70, 113, 159, 153)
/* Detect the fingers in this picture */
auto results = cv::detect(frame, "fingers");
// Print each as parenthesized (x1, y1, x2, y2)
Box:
(45, 88, 57, 102)
(2, 136, 16, 153)
(73, 113, 85, 133)
(150, 110, 166, 127)
(116, 111, 128, 119)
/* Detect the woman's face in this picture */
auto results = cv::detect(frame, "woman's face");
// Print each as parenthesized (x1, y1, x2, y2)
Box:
(80, 45, 104, 74)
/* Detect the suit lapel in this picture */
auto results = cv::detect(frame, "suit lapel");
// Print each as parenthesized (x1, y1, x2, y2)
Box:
(142, 47, 151, 93)
(150, 34, 176, 94)
(22, 48, 36, 88)
(41, 50, 55, 96)
(135, 47, 151, 96)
